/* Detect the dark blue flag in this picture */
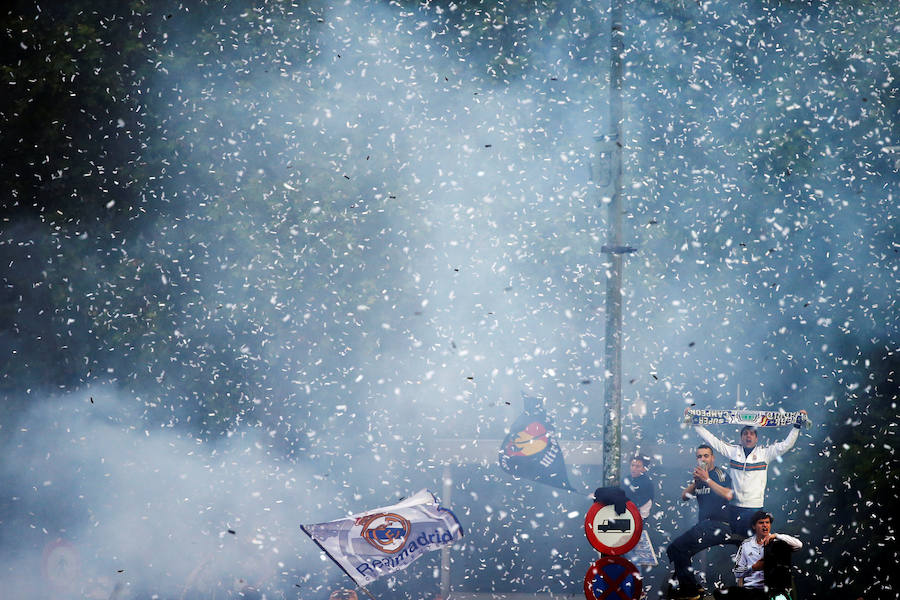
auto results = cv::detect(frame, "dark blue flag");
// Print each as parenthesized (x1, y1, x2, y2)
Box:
(499, 396, 573, 491)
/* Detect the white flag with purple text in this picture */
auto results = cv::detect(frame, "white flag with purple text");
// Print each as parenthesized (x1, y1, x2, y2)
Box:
(301, 489, 464, 586)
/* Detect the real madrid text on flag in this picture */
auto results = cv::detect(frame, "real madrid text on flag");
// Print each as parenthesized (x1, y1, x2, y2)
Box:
(499, 396, 574, 491)
(301, 490, 464, 587)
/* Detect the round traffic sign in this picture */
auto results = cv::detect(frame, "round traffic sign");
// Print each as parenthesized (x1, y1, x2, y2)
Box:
(584, 500, 642, 555)
(41, 538, 80, 591)
(584, 556, 642, 600)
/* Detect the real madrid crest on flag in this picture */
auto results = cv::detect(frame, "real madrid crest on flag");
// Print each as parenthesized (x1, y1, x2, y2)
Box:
(358, 512, 412, 554)
(499, 395, 574, 491)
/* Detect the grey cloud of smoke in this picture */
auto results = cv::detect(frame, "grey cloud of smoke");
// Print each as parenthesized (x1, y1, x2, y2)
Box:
(0, 387, 339, 599)
(145, 1, 611, 439)
(138, 0, 895, 520)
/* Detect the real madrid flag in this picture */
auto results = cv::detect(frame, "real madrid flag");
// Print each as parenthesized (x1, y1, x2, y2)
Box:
(499, 396, 574, 490)
(301, 490, 463, 587)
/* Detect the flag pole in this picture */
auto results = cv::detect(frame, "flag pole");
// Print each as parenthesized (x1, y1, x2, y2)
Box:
(357, 585, 378, 600)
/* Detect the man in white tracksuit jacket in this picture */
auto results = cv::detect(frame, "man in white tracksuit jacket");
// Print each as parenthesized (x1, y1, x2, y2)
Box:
(712, 510, 802, 600)
(693, 410, 805, 536)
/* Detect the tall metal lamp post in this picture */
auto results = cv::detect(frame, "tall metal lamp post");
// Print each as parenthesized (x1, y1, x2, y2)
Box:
(599, 0, 628, 487)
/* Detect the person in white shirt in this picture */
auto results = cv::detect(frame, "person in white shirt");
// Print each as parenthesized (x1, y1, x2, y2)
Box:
(713, 511, 802, 600)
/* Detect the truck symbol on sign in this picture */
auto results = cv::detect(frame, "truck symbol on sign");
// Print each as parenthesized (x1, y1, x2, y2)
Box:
(596, 519, 632, 533)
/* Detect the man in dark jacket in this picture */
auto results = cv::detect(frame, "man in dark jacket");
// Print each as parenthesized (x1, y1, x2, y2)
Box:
(625, 454, 654, 519)
(666, 444, 737, 600)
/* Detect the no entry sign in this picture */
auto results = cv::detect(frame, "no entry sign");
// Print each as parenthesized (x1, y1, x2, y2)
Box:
(584, 500, 642, 555)
(584, 556, 642, 600)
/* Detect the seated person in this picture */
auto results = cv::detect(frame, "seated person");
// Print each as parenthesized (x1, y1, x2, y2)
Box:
(713, 511, 801, 600)
(667, 443, 737, 600)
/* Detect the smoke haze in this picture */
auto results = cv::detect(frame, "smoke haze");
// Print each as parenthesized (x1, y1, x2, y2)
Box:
(1, 0, 898, 598)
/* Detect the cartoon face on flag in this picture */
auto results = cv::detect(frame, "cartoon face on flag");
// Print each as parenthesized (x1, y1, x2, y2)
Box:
(301, 490, 463, 587)
(505, 421, 550, 456)
(499, 396, 574, 490)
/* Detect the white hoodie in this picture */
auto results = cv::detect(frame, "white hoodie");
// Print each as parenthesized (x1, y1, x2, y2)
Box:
(694, 425, 800, 508)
